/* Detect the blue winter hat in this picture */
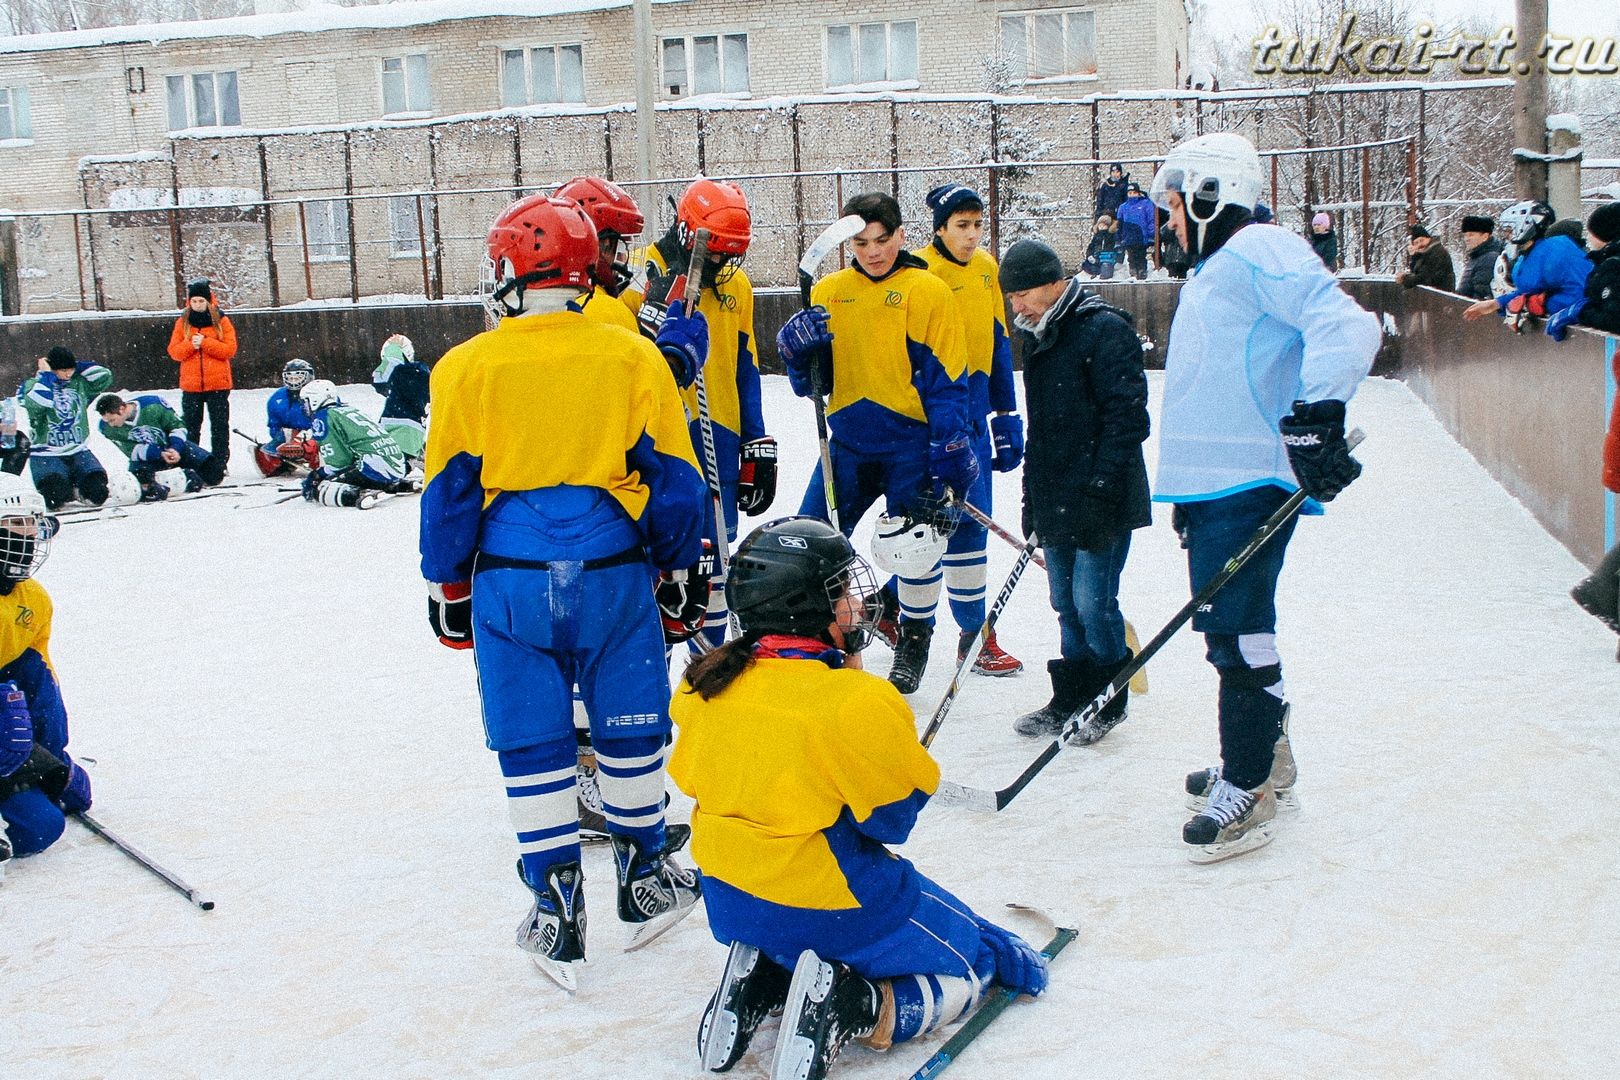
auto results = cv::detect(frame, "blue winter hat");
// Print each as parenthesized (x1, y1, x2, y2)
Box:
(926, 183, 985, 231)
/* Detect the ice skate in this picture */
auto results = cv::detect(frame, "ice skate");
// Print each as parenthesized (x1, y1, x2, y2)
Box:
(959, 629, 1023, 676)
(887, 620, 932, 694)
(576, 752, 609, 843)
(1183, 778, 1276, 863)
(771, 950, 881, 1080)
(514, 859, 586, 993)
(1186, 704, 1298, 812)
(612, 832, 702, 951)
(1570, 556, 1620, 633)
(698, 940, 792, 1072)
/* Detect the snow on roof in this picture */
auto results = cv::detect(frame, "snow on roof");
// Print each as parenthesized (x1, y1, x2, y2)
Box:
(0, 0, 684, 55)
(1546, 113, 1583, 135)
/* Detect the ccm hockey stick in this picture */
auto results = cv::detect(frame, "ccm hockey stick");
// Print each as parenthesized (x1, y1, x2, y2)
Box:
(933, 431, 1366, 813)
(920, 530, 1041, 748)
(683, 227, 740, 638)
(796, 214, 865, 531)
(76, 811, 215, 910)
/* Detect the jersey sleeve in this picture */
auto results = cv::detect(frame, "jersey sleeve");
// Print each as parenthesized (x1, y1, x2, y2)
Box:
(734, 285, 765, 442)
(625, 354, 706, 571)
(419, 349, 484, 583)
(1246, 246, 1379, 404)
(908, 278, 972, 441)
(818, 679, 939, 845)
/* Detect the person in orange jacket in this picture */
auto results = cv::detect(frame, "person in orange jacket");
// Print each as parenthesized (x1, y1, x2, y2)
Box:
(166, 278, 237, 466)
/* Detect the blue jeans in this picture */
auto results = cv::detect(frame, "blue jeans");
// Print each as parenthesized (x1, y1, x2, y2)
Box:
(1043, 533, 1131, 664)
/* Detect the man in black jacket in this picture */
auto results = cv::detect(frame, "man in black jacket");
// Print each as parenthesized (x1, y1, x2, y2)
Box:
(998, 239, 1151, 744)
(1456, 215, 1503, 301)
(1578, 202, 1620, 334)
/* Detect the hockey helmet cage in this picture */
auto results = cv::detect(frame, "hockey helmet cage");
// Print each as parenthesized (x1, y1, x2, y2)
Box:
(678, 178, 751, 257)
(1500, 200, 1556, 245)
(485, 194, 599, 314)
(729, 516, 880, 650)
(282, 358, 315, 391)
(0, 473, 54, 582)
(301, 379, 340, 415)
(871, 511, 949, 579)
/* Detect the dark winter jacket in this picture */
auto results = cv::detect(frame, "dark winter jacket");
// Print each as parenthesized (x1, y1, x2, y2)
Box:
(1309, 230, 1339, 270)
(1115, 194, 1157, 249)
(1095, 176, 1129, 220)
(1579, 241, 1620, 334)
(1081, 227, 1119, 275)
(1015, 280, 1152, 549)
(1399, 242, 1456, 292)
(1458, 237, 1504, 301)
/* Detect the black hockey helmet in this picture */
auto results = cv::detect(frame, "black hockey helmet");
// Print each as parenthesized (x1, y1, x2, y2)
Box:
(729, 516, 880, 650)
(282, 358, 314, 391)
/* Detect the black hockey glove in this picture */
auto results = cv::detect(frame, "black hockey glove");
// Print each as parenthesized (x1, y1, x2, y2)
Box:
(428, 581, 473, 650)
(736, 438, 778, 516)
(636, 265, 683, 339)
(1279, 399, 1361, 503)
(655, 540, 715, 644)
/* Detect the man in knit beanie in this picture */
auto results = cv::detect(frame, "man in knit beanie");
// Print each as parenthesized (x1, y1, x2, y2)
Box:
(1576, 202, 1620, 334)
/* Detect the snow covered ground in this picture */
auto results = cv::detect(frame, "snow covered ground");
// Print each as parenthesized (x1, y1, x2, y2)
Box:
(5, 374, 1617, 1079)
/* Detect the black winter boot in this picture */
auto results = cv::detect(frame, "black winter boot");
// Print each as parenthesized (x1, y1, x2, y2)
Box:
(1014, 656, 1098, 738)
(1571, 542, 1620, 634)
(887, 619, 933, 694)
(1069, 649, 1134, 745)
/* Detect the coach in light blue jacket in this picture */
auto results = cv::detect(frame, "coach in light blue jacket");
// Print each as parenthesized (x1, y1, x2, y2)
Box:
(1149, 133, 1379, 864)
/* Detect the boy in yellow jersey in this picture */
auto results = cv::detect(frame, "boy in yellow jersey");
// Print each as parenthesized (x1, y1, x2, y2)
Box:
(420, 194, 707, 990)
(914, 184, 1025, 677)
(777, 192, 975, 695)
(0, 475, 90, 868)
(623, 179, 775, 650)
(670, 517, 1046, 1080)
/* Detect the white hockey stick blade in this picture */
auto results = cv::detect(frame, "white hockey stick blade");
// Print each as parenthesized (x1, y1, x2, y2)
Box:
(930, 779, 999, 813)
(1002, 903, 1059, 939)
(530, 954, 581, 994)
(797, 214, 866, 279)
(622, 895, 701, 952)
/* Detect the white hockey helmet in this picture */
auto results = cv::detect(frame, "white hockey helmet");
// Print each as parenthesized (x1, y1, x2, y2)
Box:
(871, 512, 949, 578)
(1149, 132, 1264, 227)
(0, 473, 55, 582)
(301, 379, 339, 416)
(380, 334, 415, 364)
(1499, 200, 1555, 246)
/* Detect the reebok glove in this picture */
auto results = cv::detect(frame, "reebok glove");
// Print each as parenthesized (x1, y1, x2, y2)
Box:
(1279, 399, 1361, 503)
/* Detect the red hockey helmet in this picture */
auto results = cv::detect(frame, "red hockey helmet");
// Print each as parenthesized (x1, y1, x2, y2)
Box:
(556, 176, 645, 240)
(485, 194, 598, 309)
(678, 178, 751, 257)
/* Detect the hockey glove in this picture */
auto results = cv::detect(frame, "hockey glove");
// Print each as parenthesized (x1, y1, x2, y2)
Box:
(1279, 399, 1361, 503)
(428, 581, 474, 650)
(301, 468, 330, 502)
(277, 439, 308, 463)
(0, 682, 33, 778)
(736, 438, 779, 516)
(929, 431, 980, 502)
(656, 300, 709, 389)
(636, 266, 682, 338)
(777, 307, 834, 398)
(974, 915, 1049, 997)
(57, 758, 92, 814)
(302, 437, 321, 466)
(655, 540, 715, 644)
(990, 413, 1025, 472)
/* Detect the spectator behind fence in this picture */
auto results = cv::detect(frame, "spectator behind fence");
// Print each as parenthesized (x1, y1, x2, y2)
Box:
(1464, 201, 1591, 336)
(1116, 182, 1157, 280)
(1568, 258, 1620, 637)
(1081, 214, 1120, 279)
(1096, 163, 1129, 220)
(1576, 202, 1620, 335)
(1310, 212, 1339, 270)
(166, 278, 237, 468)
(1397, 223, 1455, 292)
(1456, 216, 1502, 300)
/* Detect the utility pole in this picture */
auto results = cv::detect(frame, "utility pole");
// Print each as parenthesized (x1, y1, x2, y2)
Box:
(1512, 0, 1549, 201)
(633, 0, 656, 181)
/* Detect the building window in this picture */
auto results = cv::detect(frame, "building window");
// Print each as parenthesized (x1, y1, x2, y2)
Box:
(998, 9, 1098, 80)
(381, 54, 430, 115)
(0, 87, 31, 141)
(388, 196, 435, 256)
(501, 45, 584, 105)
(662, 33, 749, 97)
(825, 21, 917, 87)
(305, 199, 350, 261)
(165, 71, 241, 130)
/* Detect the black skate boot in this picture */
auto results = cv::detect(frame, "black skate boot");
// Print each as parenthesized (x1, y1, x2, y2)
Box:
(771, 951, 882, 1080)
(699, 940, 793, 1072)
(887, 619, 933, 694)
(1571, 544, 1620, 633)
(1183, 778, 1276, 863)
(612, 831, 702, 950)
(1187, 703, 1298, 812)
(138, 481, 169, 503)
(1069, 650, 1134, 746)
(1014, 656, 1096, 738)
(514, 859, 586, 992)
(576, 751, 609, 843)
(182, 469, 205, 494)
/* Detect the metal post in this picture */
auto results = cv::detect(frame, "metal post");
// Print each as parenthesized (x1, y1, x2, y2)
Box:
(697, 109, 707, 175)
(1406, 138, 1419, 225)
(415, 194, 431, 299)
(889, 100, 900, 199)
(342, 132, 359, 303)
(603, 113, 615, 180)
(988, 100, 1002, 256)
(257, 137, 280, 308)
(512, 121, 523, 191)
(77, 172, 105, 311)
(1360, 144, 1371, 270)
(297, 199, 314, 301)
(71, 212, 88, 310)
(168, 154, 184, 307)
(1270, 153, 1279, 216)
(1513, 0, 1549, 201)
(633, 0, 656, 180)
(790, 104, 805, 262)
(1089, 99, 1101, 211)
(428, 127, 444, 300)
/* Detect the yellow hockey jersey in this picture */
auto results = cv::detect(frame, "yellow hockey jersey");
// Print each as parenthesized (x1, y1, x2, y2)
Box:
(915, 240, 1017, 425)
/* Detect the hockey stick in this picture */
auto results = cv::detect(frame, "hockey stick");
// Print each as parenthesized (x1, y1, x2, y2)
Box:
(683, 228, 741, 639)
(796, 214, 865, 532)
(907, 923, 1078, 1080)
(75, 811, 215, 911)
(957, 497, 1148, 695)
(231, 427, 265, 446)
(920, 530, 1040, 748)
(933, 431, 1365, 813)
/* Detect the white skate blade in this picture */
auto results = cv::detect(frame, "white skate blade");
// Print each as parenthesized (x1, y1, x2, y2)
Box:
(1187, 788, 1299, 813)
(622, 895, 700, 952)
(773, 951, 835, 1080)
(1186, 820, 1276, 864)
(529, 953, 582, 994)
(699, 943, 761, 1071)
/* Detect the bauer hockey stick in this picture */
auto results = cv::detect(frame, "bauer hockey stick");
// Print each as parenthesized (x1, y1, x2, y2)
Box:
(920, 530, 1040, 748)
(76, 812, 215, 911)
(684, 228, 740, 638)
(933, 431, 1366, 813)
(796, 214, 865, 532)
